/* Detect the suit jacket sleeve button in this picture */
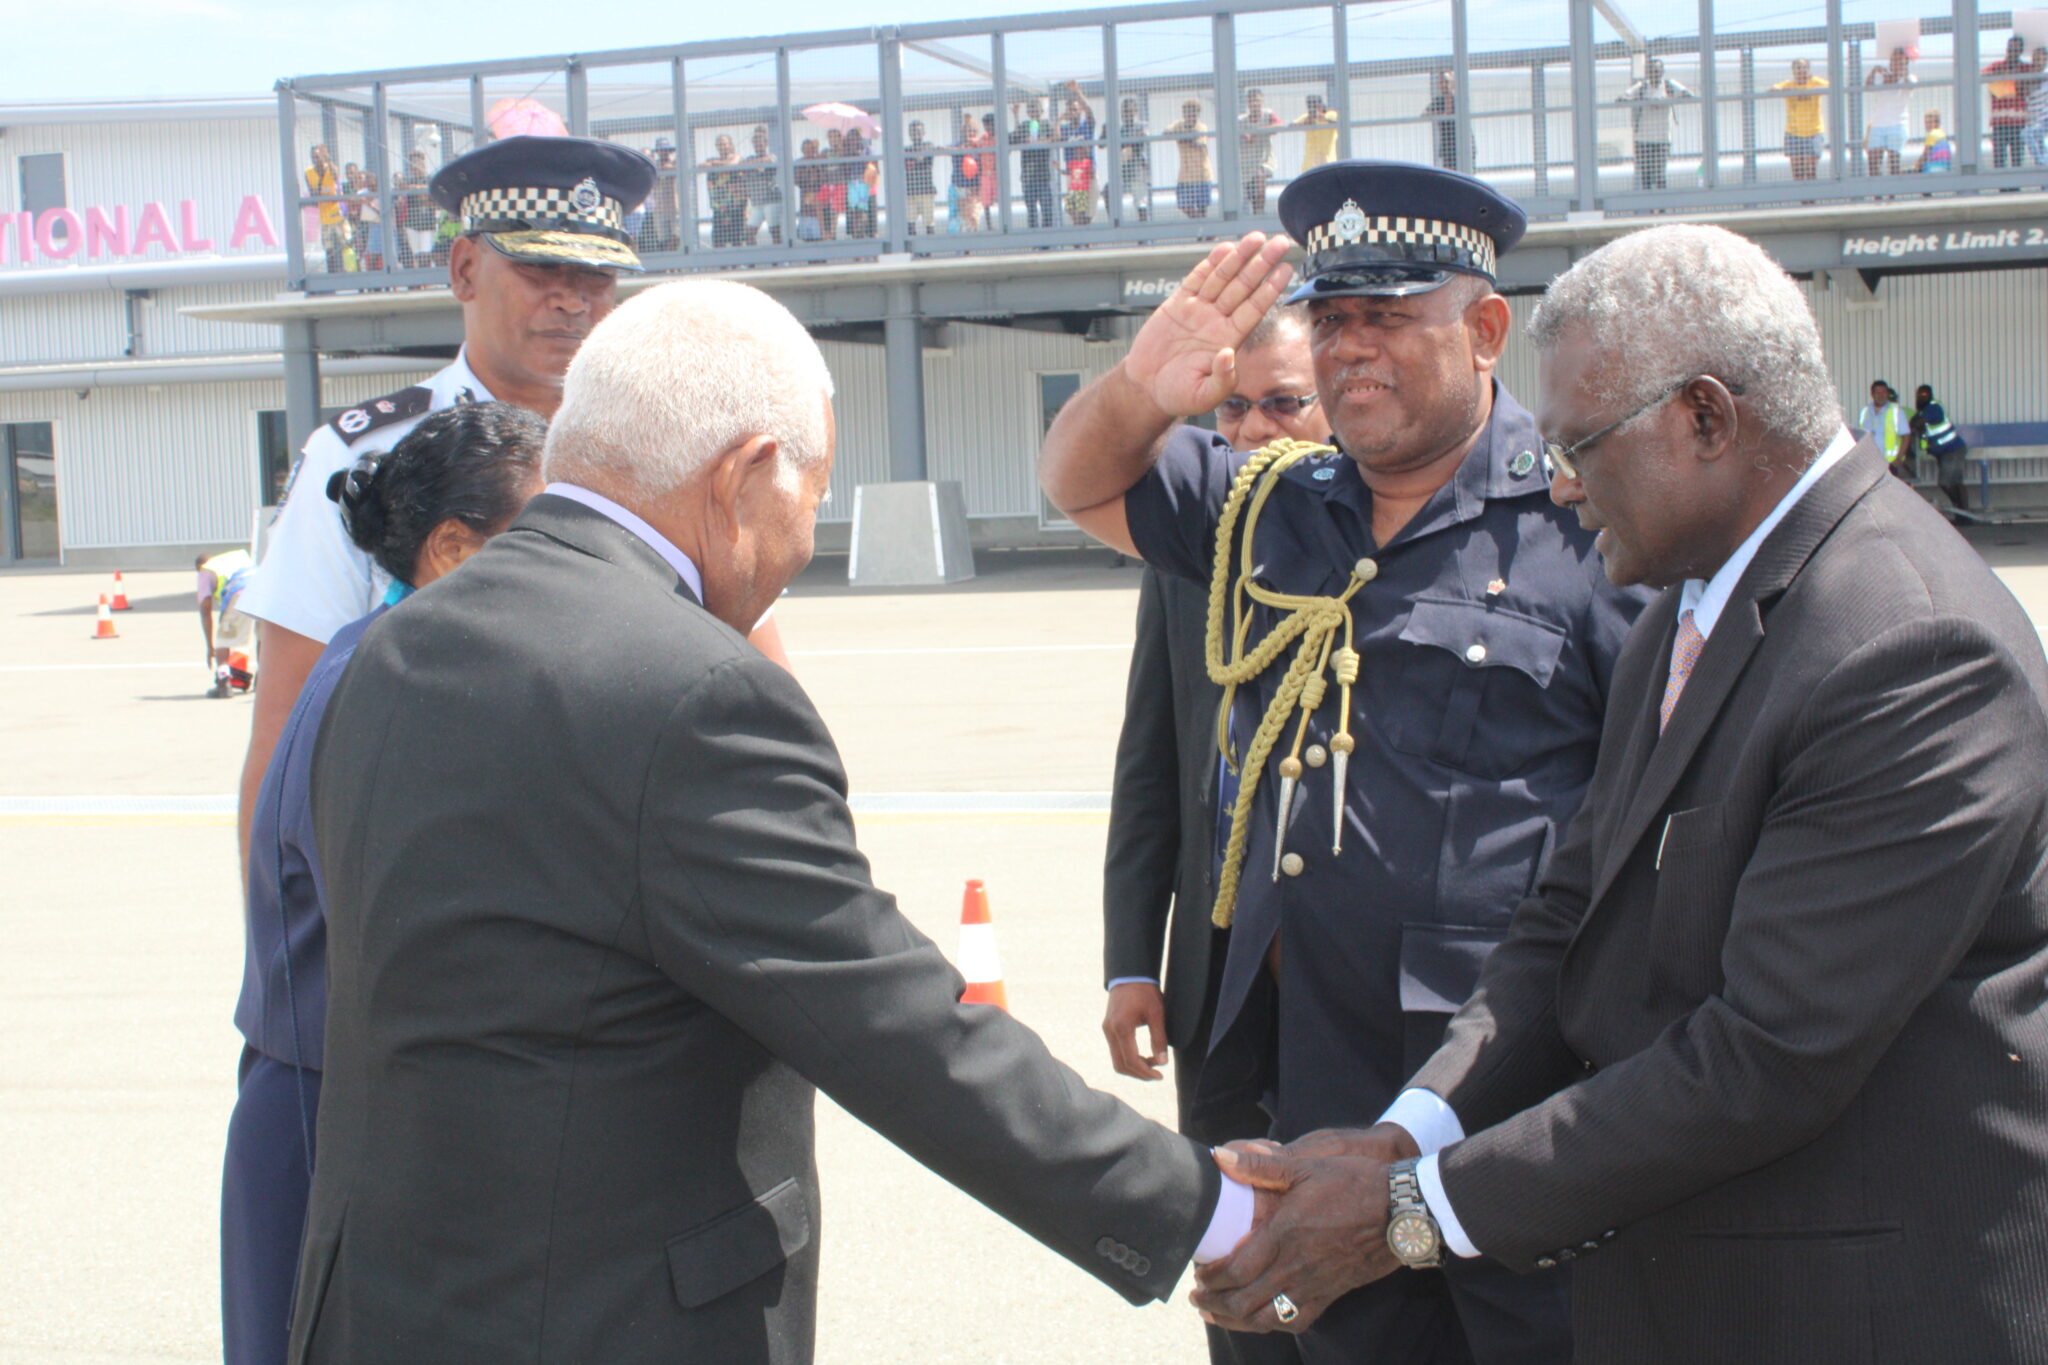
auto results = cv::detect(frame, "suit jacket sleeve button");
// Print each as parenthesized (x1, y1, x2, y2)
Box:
(1535, 1257, 1557, 1269)
(1096, 1236, 1116, 1257)
(1134, 1256, 1151, 1276)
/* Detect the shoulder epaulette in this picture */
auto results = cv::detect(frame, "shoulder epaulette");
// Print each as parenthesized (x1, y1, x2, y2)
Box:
(328, 385, 433, 444)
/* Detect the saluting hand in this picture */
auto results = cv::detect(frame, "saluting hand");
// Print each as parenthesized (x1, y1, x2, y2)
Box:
(1122, 232, 1296, 419)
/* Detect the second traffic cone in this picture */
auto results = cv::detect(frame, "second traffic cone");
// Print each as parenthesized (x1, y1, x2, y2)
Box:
(92, 594, 119, 640)
(109, 571, 131, 611)
(957, 879, 1009, 1012)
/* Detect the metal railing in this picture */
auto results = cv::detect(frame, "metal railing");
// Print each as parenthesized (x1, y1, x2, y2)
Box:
(276, 0, 2048, 292)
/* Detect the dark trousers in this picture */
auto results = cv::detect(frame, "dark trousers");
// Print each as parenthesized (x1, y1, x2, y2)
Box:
(1177, 952, 1304, 1365)
(1634, 141, 1670, 190)
(222, 1047, 322, 1365)
(1023, 171, 1058, 228)
(1993, 124, 2027, 169)
(1294, 1255, 1573, 1365)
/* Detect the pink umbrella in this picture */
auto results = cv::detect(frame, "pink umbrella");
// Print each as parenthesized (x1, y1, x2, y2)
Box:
(802, 101, 881, 138)
(487, 98, 569, 140)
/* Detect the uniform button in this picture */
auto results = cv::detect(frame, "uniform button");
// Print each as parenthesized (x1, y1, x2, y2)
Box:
(1305, 744, 1328, 768)
(1465, 643, 1487, 664)
(1535, 1256, 1557, 1270)
(1096, 1236, 1116, 1257)
(1280, 852, 1305, 877)
(1354, 558, 1378, 583)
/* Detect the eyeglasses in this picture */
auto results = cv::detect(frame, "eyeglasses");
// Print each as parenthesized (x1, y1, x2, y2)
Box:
(1543, 377, 1695, 481)
(1217, 393, 1319, 421)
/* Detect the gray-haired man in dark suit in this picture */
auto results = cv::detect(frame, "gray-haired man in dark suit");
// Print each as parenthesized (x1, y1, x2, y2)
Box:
(294, 277, 1260, 1363)
(1194, 223, 2048, 1365)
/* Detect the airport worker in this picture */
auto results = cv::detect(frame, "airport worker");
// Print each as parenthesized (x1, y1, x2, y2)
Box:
(234, 136, 791, 860)
(1102, 300, 1328, 1365)
(1041, 160, 1653, 1364)
(1192, 222, 2048, 1365)
(196, 545, 256, 696)
(220, 401, 545, 1365)
(289, 279, 1258, 1362)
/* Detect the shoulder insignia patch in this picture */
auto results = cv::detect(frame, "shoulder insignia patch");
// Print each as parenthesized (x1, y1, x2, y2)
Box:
(327, 385, 433, 445)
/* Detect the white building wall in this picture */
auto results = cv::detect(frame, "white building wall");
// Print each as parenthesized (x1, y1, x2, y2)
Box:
(923, 322, 1122, 521)
(0, 278, 284, 365)
(1496, 266, 2048, 430)
(0, 116, 283, 271)
(0, 368, 432, 553)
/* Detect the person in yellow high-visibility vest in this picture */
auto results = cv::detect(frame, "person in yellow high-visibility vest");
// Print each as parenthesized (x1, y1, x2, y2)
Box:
(196, 547, 255, 697)
(1856, 378, 1908, 475)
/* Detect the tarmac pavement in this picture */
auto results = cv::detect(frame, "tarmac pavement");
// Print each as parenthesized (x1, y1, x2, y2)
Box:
(4, 526, 2046, 1363)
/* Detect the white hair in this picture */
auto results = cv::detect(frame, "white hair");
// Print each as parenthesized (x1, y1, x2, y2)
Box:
(544, 278, 835, 499)
(1528, 223, 1840, 455)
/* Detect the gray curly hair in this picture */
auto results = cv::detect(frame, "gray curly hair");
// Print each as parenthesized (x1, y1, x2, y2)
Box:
(1528, 224, 1840, 457)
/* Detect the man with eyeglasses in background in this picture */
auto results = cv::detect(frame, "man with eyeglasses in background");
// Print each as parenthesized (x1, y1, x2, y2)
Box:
(1101, 299, 1324, 1365)
(1044, 160, 1652, 1364)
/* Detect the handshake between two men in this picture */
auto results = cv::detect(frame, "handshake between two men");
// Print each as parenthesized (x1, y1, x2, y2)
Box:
(1196, 1123, 1424, 1336)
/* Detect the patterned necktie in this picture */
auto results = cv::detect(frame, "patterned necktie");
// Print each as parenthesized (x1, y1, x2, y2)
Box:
(1660, 609, 1705, 734)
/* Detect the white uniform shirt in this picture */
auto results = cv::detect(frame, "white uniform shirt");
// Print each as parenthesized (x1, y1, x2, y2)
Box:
(239, 352, 495, 644)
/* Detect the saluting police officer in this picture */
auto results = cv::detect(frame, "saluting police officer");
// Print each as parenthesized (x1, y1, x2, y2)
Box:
(235, 137, 791, 859)
(1041, 162, 1652, 1365)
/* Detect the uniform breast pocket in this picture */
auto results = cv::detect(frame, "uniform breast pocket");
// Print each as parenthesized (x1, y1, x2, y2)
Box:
(1381, 598, 1570, 779)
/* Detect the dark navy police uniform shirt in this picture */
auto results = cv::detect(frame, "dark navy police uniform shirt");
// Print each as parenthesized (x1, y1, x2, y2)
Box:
(1125, 382, 1651, 1140)
(235, 607, 386, 1072)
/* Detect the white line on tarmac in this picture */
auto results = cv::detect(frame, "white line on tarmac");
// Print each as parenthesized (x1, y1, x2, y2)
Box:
(0, 645, 1129, 672)
(0, 792, 1113, 818)
(0, 661, 197, 672)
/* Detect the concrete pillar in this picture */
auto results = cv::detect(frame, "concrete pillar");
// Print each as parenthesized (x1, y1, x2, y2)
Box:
(883, 281, 927, 482)
(282, 319, 322, 453)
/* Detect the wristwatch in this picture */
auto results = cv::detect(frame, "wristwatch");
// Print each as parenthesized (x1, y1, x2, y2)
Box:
(1385, 1157, 1443, 1269)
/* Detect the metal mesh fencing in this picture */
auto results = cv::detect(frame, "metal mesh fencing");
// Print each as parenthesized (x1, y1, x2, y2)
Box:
(1109, 16, 1220, 228)
(787, 44, 886, 248)
(1344, 1, 1460, 173)
(1233, 7, 1341, 220)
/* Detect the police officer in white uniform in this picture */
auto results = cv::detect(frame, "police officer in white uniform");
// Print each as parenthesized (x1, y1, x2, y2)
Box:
(237, 136, 786, 854)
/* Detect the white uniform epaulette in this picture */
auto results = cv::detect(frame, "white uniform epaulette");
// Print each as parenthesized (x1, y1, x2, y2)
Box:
(240, 353, 493, 645)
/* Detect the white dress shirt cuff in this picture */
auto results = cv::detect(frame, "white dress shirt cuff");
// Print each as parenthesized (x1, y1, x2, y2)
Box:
(1375, 1088, 1465, 1156)
(1416, 1154, 1481, 1259)
(1194, 1164, 1258, 1263)
(1106, 976, 1160, 990)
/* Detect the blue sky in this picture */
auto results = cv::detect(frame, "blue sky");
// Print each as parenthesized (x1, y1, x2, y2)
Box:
(9, 1, 1869, 103)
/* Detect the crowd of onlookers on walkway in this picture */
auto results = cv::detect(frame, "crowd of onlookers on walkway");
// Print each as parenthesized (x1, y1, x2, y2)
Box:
(303, 35, 2048, 272)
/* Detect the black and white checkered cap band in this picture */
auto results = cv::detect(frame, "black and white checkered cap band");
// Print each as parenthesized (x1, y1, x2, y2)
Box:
(1303, 215, 1497, 278)
(460, 187, 627, 240)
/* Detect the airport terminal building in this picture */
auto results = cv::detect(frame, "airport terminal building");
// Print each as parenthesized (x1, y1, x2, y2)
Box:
(5, 0, 2048, 568)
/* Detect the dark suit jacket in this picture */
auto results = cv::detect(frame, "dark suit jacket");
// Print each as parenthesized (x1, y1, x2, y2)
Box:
(1412, 442, 2048, 1363)
(1102, 567, 1227, 1061)
(291, 495, 1219, 1364)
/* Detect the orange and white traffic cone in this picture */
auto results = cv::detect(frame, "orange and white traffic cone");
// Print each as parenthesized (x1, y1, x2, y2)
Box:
(109, 571, 131, 611)
(92, 593, 119, 640)
(957, 879, 1009, 1012)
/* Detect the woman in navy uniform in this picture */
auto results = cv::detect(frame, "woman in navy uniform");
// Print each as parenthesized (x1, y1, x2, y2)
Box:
(1042, 163, 1653, 1364)
(220, 403, 545, 1365)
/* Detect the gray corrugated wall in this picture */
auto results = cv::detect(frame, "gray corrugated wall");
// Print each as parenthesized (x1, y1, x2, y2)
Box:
(0, 118, 281, 270)
(1498, 268, 2048, 429)
(0, 369, 431, 551)
(0, 280, 286, 366)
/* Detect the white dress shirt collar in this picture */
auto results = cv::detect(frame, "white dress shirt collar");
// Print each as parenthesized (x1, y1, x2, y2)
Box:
(1677, 426, 1856, 640)
(542, 482, 705, 604)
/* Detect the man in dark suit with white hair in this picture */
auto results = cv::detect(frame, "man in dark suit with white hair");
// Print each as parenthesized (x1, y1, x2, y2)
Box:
(293, 278, 1257, 1362)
